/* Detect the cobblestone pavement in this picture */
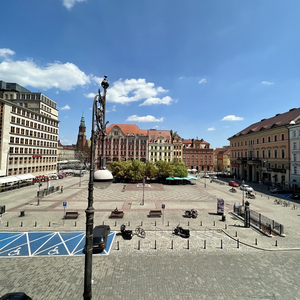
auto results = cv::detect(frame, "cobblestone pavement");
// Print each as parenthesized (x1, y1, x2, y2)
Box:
(1, 175, 300, 299)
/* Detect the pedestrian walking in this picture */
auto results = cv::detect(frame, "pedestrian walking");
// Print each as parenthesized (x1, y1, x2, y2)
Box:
(61, 186, 64, 193)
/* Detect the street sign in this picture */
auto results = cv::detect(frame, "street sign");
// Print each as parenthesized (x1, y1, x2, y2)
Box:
(63, 202, 67, 207)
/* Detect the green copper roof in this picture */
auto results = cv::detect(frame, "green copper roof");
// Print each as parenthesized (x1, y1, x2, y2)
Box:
(80, 116, 85, 127)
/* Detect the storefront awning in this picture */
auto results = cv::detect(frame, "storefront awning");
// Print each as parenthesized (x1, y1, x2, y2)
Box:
(0, 176, 19, 184)
(0, 173, 35, 184)
(15, 174, 35, 180)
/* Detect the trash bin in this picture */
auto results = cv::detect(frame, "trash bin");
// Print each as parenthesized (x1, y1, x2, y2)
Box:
(234, 202, 240, 213)
(0, 205, 5, 214)
(221, 214, 226, 222)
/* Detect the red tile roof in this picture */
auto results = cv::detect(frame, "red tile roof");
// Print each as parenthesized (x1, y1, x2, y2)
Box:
(106, 124, 148, 136)
(229, 108, 300, 139)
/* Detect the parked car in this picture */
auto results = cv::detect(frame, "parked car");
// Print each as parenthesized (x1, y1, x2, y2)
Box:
(202, 174, 209, 178)
(93, 225, 110, 253)
(291, 193, 300, 199)
(0, 292, 32, 300)
(270, 188, 286, 194)
(229, 181, 239, 187)
(240, 184, 254, 192)
(211, 175, 217, 179)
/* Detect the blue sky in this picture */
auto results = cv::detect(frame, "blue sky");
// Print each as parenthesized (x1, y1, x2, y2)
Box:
(1, 0, 300, 148)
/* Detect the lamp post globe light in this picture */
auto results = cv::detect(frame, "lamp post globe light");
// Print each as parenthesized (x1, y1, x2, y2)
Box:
(83, 75, 113, 300)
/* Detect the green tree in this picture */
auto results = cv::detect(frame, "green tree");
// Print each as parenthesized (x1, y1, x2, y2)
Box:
(156, 160, 175, 178)
(145, 161, 159, 179)
(171, 159, 188, 178)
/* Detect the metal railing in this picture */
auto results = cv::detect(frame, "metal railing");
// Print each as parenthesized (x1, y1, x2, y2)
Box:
(233, 205, 284, 236)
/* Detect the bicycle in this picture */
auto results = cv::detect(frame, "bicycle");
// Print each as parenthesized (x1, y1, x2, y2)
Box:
(135, 226, 146, 238)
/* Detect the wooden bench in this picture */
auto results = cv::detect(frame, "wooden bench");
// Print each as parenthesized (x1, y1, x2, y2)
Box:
(65, 212, 79, 219)
(148, 210, 162, 217)
(109, 210, 124, 218)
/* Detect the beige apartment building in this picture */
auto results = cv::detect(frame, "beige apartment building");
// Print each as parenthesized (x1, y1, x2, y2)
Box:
(148, 129, 173, 163)
(228, 108, 300, 188)
(0, 81, 59, 178)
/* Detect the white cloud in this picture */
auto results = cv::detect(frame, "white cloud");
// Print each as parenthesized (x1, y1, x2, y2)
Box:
(139, 96, 174, 106)
(221, 115, 244, 121)
(207, 127, 215, 131)
(62, 0, 86, 10)
(61, 105, 71, 110)
(126, 115, 164, 122)
(261, 81, 274, 85)
(84, 92, 97, 98)
(106, 105, 117, 113)
(0, 48, 15, 58)
(199, 78, 207, 84)
(107, 78, 174, 106)
(0, 49, 90, 91)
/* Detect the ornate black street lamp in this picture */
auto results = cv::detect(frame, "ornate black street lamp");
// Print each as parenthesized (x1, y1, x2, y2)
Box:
(83, 75, 113, 300)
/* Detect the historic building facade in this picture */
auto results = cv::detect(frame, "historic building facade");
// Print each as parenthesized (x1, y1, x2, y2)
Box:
(228, 108, 300, 187)
(148, 129, 173, 163)
(173, 135, 183, 162)
(102, 124, 148, 163)
(182, 138, 213, 171)
(0, 81, 59, 177)
(213, 146, 231, 173)
(289, 121, 300, 191)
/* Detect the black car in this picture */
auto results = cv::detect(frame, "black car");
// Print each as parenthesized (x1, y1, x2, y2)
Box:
(291, 194, 300, 200)
(0, 293, 32, 300)
(93, 225, 110, 253)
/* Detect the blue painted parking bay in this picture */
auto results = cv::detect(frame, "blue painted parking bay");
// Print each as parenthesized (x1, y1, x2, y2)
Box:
(0, 231, 115, 257)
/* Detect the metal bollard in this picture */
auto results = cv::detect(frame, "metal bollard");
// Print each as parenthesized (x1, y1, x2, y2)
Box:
(20, 222, 23, 227)
(102, 221, 104, 225)
(255, 238, 257, 245)
(188, 221, 189, 226)
(75, 221, 77, 227)
(225, 224, 227, 229)
(221, 240, 223, 249)
(171, 240, 173, 250)
(213, 221, 215, 226)
(154, 240, 156, 250)
(49, 221, 51, 227)
(204, 240, 206, 249)
(138, 240, 140, 250)
(6, 221, 9, 227)
(141, 221, 143, 226)
(187, 240, 189, 250)
(275, 240, 278, 247)
(155, 221, 156, 226)
(167, 221, 169, 227)
(200, 221, 202, 226)
(237, 239, 240, 248)
(235, 231, 238, 237)
(128, 221, 130, 226)
(117, 241, 119, 250)
(35, 222, 37, 227)
(115, 221, 117, 227)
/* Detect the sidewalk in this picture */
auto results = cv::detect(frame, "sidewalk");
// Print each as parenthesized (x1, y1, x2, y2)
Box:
(1, 175, 300, 252)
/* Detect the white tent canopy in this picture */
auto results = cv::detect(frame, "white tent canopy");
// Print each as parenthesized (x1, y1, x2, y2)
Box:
(0, 174, 35, 184)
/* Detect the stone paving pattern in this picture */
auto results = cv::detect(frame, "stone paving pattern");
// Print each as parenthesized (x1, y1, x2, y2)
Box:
(0, 175, 300, 299)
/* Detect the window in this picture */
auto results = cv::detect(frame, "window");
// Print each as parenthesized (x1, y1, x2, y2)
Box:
(281, 134, 284, 141)
(294, 154, 297, 162)
(262, 137, 265, 143)
(281, 149, 285, 158)
(274, 135, 277, 142)
(294, 166, 297, 175)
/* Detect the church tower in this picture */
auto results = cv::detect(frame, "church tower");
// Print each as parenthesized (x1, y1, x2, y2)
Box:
(76, 115, 87, 152)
